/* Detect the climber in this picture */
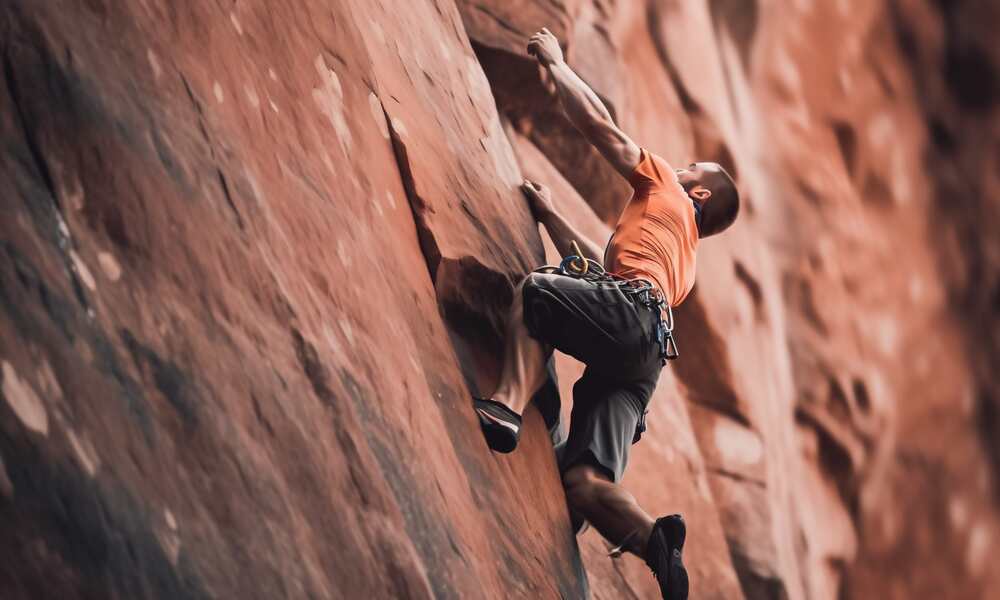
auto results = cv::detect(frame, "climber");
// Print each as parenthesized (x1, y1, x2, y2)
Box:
(472, 28, 739, 599)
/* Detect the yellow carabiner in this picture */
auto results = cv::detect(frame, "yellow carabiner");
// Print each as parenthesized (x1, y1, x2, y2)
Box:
(569, 240, 589, 274)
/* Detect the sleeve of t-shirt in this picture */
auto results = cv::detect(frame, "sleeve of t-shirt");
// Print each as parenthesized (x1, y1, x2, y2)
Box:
(628, 148, 679, 192)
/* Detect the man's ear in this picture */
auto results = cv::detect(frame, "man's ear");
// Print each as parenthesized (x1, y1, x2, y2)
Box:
(691, 186, 712, 202)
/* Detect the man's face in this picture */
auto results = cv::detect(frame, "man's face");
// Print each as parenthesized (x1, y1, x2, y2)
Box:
(675, 162, 716, 190)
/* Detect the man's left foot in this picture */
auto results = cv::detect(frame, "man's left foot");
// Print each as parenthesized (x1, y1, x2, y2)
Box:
(473, 397, 521, 453)
(644, 514, 688, 600)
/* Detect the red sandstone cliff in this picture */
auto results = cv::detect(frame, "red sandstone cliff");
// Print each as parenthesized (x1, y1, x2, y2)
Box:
(1, 1, 997, 599)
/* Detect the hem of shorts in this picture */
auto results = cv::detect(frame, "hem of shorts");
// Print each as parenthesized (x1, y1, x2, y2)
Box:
(560, 447, 622, 484)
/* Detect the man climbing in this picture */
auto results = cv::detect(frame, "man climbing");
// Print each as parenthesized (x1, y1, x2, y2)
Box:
(472, 28, 740, 599)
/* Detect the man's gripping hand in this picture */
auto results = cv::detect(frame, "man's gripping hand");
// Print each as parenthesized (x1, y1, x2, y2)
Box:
(527, 28, 564, 67)
(521, 179, 554, 222)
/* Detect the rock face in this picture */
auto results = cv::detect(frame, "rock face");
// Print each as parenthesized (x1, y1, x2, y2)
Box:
(0, 1, 997, 599)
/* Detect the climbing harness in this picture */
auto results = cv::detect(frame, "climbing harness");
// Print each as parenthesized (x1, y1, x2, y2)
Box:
(533, 241, 680, 365)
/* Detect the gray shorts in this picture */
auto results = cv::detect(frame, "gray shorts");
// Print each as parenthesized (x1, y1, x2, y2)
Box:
(521, 271, 663, 482)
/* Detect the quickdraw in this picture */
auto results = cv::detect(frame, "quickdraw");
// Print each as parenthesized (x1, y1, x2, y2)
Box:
(532, 241, 679, 364)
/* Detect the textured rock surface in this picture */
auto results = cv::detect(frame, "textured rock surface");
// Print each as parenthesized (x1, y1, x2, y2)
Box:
(1, 1, 998, 600)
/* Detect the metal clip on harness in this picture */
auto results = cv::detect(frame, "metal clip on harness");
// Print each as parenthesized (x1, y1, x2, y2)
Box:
(534, 241, 680, 364)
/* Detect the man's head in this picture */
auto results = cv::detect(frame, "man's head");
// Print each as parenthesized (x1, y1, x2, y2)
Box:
(675, 162, 740, 238)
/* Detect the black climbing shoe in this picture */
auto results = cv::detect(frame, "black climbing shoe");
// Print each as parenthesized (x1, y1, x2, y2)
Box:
(645, 514, 688, 600)
(473, 397, 521, 453)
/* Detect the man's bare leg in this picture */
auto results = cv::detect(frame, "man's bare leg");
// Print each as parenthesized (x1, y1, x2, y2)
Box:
(563, 463, 655, 556)
(490, 277, 550, 416)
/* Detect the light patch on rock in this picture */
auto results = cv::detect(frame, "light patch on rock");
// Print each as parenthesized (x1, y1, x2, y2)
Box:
(321, 151, 335, 175)
(949, 496, 969, 530)
(213, 81, 225, 103)
(245, 84, 260, 109)
(312, 55, 352, 154)
(772, 45, 802, 100)
(439, 40, 451, 63)
(1, 361, 49, 436)
(867, 112, 894, 149)
(230, 11, 243, 35)
(244, 168, 264, 206)
(323, 324, 343, 356)
(67, 429, 100, 477)
(373, 197, 383, 217)
(386, 190, 396, 209)
(56, 212, 71, 241)
(147, 48, 162, 81)
(269, 98, 279, 113)
(36, 360, 62, 401)
(339, 317, 355, 346)
(97, 251, 122, 281)
(370, 19, 386, 47)
(390, 117, 408, 138)
(161, 508, 181, 566)
(890, 149, 911, 206)
(698, 474, 714, 501)
(966, 522, 992, 576)
(268, 68, 278, 82)
(908, 274, 925, 303)
(337, 239, 350, 267)
(873, 316, 899, 355)
(838, 67, 853, 94)
(465, 55, 492, 108)
(64, 176, 85, 211)
(713, 419, 763, 467)
(70, 250, 96, 292)
(368, 92, 390, 139)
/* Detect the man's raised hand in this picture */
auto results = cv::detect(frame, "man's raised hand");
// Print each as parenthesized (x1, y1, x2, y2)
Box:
(521, 179, 555, 222)
(527, 28, 564, 67)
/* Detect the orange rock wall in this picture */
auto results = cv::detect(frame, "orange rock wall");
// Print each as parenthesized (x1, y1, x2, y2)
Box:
(1, 1, 997, 599)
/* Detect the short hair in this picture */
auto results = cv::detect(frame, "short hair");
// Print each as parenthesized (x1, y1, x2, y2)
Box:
(698, 164, 739, 237)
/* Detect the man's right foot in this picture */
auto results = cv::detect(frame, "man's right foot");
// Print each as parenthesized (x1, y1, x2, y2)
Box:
(473, 397, 522, 453)
(644, 514, 688, 600)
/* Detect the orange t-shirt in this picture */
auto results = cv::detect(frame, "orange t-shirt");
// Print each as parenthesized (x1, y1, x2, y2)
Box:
(603, 149, 699, 307)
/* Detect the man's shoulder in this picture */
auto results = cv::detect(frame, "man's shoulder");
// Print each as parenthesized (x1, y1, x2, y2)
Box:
(630, 149, 679, 190)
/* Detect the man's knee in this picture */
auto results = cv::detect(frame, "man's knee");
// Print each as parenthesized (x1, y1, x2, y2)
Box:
(562, 463, 611, 512)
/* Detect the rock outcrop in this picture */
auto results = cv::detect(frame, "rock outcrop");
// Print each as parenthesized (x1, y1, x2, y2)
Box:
(1, 1, 997, 599)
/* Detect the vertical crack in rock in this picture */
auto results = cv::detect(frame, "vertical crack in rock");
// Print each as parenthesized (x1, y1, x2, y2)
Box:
(290, 327, 339, 411)
(3, 48, 59, 206)
(3, 42, 90, 312)
(380, 98, 512, 391)
(180, 74, 213, 150)
(181, 74, 243, 230)
(215, 168, 245, 231)
(381, 101, 442, 282)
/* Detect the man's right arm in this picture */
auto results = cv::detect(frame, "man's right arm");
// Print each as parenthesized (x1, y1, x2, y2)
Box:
(541, 209, 605, 264)
(528, 29, 641, 180)
(522, 180, 605, 263)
